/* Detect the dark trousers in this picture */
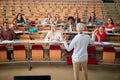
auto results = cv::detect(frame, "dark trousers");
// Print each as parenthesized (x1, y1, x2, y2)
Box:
(7, 50, 13, 60)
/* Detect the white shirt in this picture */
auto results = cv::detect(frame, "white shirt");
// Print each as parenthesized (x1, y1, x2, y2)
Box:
(42, 18, 53, 25)
(69, 25, 72, 32)
(45, 30, 63, 41)
(64, 34, 94, 62)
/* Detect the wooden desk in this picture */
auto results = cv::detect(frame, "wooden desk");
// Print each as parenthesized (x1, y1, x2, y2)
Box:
(0, 40, 120, 71)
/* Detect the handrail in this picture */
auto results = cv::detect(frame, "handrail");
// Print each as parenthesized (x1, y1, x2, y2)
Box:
(114, 0, 120, 17)
(0, 0, 103, 5)
(101, 0, 107, 25)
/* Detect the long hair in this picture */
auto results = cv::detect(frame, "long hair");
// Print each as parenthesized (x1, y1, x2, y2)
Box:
(88, 12, 96, 22)
(15, 13, 24, 20)
(108, 18, 114, 25)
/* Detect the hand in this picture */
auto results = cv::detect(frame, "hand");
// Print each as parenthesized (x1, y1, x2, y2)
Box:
(63, 35, 67, 41)
(94, 28, 99, 33)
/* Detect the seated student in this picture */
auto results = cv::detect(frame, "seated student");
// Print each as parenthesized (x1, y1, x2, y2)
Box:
(28, 21, 38, 40)
(92, 26, 107, 42)
(13, 13, 25, 25)
(44, 24, 63, 42)
(105, 18, 115, 33)
(0, 22, 16, 61)
(87, 12, 101, 26)
(42, 13, 53, 25)
(0, 22, 16, 40)
(12, 13, 26, 26)
(74, 12, 81, 24)
(53, 14, 62, 24)
(62, 16, 76, 32)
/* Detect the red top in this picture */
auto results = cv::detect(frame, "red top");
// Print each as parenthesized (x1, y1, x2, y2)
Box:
(95, 31, 107, 42)
(0, 29, 15, 40)
(105, 24, 115, 30)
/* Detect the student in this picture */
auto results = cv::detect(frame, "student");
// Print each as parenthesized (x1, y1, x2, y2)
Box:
(45, 24, 63, 41)
(53, 14, 62, 24)
(0, 22, 16, 61)
(62, 16, 76, 32)
(13, 13, 26, 26)
(63, 23, 94, 80)
(105, 18, 115, 33)
(28, 21, 38, 40)
(87, 12, 101, 26)
(92, 26, 107, 42)
(62, 16, 76, 40)
(42, 13, 53, 25)
(0, 22, 16, 40)
(74, 12, 81, 24)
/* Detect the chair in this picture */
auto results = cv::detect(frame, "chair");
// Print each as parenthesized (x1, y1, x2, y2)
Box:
(42, 25, 51, 30)
(49, 45, 61, 61)
(35, 33, 40, 40)
(31, 45, 44, 60)
(13, 45, 26, 61)
(18, 26, 25, 31)
(102, 46, 116, 64)
(0, 46, 7, 62)
(87, 45, 98, 64)
(20, 34, 30, 40)
(65, 49, 74, 65)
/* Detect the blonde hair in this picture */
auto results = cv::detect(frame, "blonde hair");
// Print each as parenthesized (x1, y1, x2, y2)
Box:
(76, 23, 85, 33)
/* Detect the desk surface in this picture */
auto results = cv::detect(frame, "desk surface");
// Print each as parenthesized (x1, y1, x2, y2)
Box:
(14, 30, 120, 36)
(0, 40, 120, 47)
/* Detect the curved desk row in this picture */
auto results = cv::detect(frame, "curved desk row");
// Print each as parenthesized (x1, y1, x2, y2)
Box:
(14, 30, 120, 37)
(0, 40, 120, 70)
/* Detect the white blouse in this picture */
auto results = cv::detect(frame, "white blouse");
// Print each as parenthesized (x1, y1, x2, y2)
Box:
(63, 34, 94, 62)
(44, 30, 63, 41)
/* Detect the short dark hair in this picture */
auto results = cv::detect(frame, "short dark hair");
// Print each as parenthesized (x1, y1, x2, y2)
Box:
(68, 16, 75, 22)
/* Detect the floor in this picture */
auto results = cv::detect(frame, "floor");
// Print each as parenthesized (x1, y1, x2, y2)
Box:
(0, 62, 120, 80)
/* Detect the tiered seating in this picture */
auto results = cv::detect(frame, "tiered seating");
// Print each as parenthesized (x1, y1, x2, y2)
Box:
(0, 0, 103, 25)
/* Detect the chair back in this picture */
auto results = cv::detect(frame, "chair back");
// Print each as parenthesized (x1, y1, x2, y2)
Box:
(0, 46, 7, 62)
(31, 45, 44, 60)
(102, 46, 115, 64)
(87, 45, 98, 64)
(13, 45, 26, 61)
(49, 45, 61, 61)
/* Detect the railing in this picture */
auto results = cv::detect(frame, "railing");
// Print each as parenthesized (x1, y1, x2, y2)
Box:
(114, 0, 120, 17)
(100, 0, 107, 25)
(0, 0, 103, 5)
